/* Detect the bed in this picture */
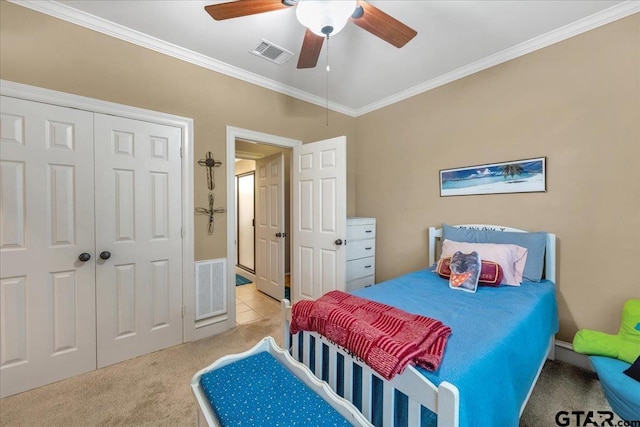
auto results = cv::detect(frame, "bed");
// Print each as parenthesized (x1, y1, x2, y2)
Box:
(281, 224, 559, 427)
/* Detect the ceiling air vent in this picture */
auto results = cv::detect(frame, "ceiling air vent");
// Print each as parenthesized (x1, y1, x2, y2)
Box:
(250, 40, 294, 65)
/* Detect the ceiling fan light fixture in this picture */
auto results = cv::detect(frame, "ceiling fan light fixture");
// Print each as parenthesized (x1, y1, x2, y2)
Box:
(296, 0, 357, 37)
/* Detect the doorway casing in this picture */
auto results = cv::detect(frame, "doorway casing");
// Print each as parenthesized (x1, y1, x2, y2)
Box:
(225, 126, 301, 326)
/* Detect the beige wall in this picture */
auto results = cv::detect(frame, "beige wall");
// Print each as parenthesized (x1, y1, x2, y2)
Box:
(0, 1, 357, 263)
(234, 159, 257, 176)
(355, 14, 640, 342)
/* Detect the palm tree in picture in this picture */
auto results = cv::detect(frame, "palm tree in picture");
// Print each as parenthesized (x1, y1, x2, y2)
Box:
(501, 163, 524, 180)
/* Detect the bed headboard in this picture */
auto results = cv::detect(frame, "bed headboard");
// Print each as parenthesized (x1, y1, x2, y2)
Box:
(428, 224, 556, 283)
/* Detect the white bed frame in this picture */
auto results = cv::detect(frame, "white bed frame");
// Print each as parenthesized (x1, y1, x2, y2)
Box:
(281, 224, 557, 427)
(191, 336, 372, 426)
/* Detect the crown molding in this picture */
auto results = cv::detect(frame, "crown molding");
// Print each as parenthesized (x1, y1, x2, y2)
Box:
(9, 0, 639, 118)
(354, 1, 640, 116)
(9, 0, 358, 117)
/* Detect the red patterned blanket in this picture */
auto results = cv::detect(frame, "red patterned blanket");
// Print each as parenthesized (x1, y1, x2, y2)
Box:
(290, 290, 451, 380)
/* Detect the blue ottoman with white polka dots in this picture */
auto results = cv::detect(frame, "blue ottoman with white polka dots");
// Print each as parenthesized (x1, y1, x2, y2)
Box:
(199, 350, 353, 426)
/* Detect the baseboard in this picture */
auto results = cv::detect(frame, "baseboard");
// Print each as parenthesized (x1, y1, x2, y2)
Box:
(554, 339, 593, 371)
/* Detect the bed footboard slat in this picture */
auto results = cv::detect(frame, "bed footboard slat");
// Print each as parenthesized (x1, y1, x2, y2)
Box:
(315, 337, 323, 376)
(408, 399, 420, 426)
(303, 333, 312, 369)
(362, 366, 373, 420)
(292, 333, 300, 361)
(329, 346, 338, 391)
(344, 355, 354, 402)
(382, 382, 394, 427)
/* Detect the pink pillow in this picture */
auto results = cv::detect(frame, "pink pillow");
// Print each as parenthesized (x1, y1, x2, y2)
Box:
(440, 240, 528, 285)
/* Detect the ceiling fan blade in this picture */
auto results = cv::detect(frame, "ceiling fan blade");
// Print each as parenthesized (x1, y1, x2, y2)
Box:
(297, 29, 325, 69)
(205, 0, 290, 21)
(351, 1, 417, 48)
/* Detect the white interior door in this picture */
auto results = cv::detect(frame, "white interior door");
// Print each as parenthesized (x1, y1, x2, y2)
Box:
(292, 136, 346, 302)
(94, 114, 183, 368)
(254, 153, 285, 300)
(0, 96, 96, 397)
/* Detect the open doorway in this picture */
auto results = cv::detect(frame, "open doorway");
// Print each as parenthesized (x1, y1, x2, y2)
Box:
(226, 127, 301, 325)
(234, 143, 291, 324)
(234, 141, 292, 293)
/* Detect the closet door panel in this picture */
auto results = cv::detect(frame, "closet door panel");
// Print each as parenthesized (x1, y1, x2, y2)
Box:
(94, 114, 182, 368)
(0, 96, 96, 398)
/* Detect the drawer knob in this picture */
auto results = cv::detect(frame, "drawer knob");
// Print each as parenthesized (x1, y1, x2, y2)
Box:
(365, 247, 372, 250)
(335, 239, 343, 246)
(365, 265, 372, 268)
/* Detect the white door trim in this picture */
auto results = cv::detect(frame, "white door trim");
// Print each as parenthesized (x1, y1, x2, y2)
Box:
(0, 79, 197, 342)
(225, 127, 301, 327)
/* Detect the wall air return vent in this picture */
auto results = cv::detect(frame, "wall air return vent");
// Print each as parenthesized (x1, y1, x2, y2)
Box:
(250, 40, 294, 65)
(195, 258, 227, 321)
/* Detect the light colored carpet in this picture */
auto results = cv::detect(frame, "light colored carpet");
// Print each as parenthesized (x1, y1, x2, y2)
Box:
(0, 316, 280, 427)
(1, 315, 621, 426)
(521, 358, 623, 426)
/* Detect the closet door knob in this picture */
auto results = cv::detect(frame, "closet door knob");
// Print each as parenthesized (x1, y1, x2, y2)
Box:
(78, 253, 91, 262)
(99, 251, 111, 260)
(334, 239, 343, 246)
(275, 232, 282, 237)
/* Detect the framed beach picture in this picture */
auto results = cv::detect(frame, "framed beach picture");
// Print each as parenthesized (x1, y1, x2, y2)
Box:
(440, 157, 546, 197)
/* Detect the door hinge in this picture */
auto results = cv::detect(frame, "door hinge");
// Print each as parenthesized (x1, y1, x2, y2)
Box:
(181, 226, 184, 238)
(180, 145, 183, 157)
(182, 305, 185, 318)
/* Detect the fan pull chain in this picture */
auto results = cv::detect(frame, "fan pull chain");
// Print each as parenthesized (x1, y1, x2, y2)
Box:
(325, 34, 330, 126)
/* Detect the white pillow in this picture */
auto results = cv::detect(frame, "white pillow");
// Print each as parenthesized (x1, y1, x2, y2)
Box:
(440, 240, 528, 286)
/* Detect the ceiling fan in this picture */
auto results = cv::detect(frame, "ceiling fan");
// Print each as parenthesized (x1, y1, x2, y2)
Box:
(204, 0, 417, 69)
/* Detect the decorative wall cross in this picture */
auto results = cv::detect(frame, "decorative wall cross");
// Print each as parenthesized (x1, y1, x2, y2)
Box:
(195, 193, 226, 235)
(197, 151, 222, 190)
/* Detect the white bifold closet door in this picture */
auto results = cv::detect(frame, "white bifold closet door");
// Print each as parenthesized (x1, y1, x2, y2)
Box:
(0, 97, 183, 397)
(94, 114, 183, 368)
(0, 97, 97, 397)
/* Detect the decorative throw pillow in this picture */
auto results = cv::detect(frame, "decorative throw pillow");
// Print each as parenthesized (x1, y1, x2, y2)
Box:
(441, 239, 528, 286)
(436, 257, 503, 287)
(442, 224, 547, 282)
(448, 251, 481, 293)
(624, 356, 640, 382)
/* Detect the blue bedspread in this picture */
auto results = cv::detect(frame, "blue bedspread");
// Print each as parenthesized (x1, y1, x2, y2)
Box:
(351, 269, 559, 427)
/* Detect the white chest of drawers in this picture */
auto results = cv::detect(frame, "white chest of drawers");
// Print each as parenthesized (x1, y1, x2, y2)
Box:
(345, 217, 376, 291)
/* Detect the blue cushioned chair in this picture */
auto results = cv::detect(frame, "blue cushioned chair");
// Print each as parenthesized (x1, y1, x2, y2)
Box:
(590, 356, 640, 421)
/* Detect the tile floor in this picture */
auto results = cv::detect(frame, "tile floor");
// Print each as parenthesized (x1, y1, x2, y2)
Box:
(235, 282, 282, 325)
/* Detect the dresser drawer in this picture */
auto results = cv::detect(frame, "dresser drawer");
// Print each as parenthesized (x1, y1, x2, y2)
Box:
(346, 257, 375, 281)
(346, 239, 375, 261)
(347, 224, 376, 240)
(345, 275, 375, 292)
